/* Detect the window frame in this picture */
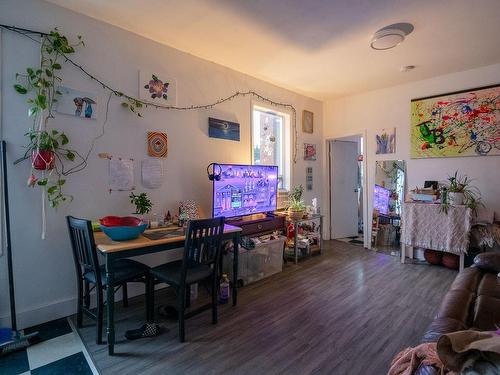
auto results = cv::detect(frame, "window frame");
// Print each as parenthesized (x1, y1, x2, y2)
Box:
(250, 102, 292, 192)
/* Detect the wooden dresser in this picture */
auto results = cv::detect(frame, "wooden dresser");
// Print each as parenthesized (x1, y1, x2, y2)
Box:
(228, 214, 285, 237)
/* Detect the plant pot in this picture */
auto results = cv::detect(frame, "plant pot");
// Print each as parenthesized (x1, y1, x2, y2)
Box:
(32, 150, 55, 170)
(448, 192, 465, 205)
(288, 208, 305, 220)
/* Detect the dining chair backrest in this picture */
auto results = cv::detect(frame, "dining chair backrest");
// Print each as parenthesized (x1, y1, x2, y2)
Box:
(66, 216, 102, 286)
(182, 217, 225, 271)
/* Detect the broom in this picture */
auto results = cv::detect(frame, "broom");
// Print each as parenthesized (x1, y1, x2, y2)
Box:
(0, 140, 39, 356)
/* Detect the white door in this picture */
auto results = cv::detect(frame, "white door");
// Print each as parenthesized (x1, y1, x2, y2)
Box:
(330, 140, 359, 239)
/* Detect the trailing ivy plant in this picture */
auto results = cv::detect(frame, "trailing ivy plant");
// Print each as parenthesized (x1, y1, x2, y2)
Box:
(14, 28, 84, 208)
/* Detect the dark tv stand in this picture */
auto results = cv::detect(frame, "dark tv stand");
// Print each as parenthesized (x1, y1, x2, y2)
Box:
(227, 213, 285, 237)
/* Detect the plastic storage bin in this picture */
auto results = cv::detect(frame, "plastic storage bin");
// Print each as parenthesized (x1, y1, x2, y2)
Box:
(224, 236, 285, 286)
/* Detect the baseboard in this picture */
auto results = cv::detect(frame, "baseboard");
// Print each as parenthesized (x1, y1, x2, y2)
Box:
(0, 284, 168, 330)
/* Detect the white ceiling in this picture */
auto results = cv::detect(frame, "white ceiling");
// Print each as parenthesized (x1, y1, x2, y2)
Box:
(47, 0, 500, 100)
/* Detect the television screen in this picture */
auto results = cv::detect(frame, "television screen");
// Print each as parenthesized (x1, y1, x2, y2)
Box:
(212, 164, 278, 218)
(373, 185, 391, 215)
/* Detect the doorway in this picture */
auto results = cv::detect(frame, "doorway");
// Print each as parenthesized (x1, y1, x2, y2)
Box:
(328, 134, 367, 247)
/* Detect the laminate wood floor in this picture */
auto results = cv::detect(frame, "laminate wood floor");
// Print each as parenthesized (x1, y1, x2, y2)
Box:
(75, 240, 456, 375)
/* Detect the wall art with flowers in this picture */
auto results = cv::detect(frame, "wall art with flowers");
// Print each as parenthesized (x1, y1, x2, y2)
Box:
(139, 70, 177, 106)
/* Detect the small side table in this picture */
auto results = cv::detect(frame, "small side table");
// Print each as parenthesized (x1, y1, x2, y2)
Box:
(284, 214, 323, 264)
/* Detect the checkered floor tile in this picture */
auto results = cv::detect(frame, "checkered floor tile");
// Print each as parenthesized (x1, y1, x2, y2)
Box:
(0, 318, 98, 375)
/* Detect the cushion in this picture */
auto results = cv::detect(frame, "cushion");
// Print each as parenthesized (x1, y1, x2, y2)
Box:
(477, 273, 500, 299)
(435, 289, 474, 324)
(473, 207, 495, 225)
(473, 295, 500, 330)
(474, 252, 500, 273)
(84, 259, 149, 285)
(421, 317, 467, 343)
(152, 260, 212, 286)
(449, 266, 481, 293)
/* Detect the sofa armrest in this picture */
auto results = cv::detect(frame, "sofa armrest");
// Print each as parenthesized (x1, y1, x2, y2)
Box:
(474, 252, 500, 273)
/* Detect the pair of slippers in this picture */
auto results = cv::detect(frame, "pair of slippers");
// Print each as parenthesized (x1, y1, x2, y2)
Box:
(124, 305, 178, 340)
(125, 323, 162, 340)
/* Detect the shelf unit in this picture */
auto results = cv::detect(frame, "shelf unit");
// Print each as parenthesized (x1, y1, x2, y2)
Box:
(284, 214, 323, 264)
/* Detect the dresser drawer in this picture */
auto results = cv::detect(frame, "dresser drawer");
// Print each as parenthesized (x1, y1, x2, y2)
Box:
(236, 216, 285, 236)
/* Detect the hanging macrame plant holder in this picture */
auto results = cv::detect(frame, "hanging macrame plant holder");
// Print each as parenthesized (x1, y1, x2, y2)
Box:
(31, 150, 54, 170)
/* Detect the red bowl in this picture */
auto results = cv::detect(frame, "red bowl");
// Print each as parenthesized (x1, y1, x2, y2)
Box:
(99, 216, 143, 227)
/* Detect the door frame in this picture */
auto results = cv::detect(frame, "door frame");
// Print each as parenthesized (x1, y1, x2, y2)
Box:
(327, 131, 369, 248)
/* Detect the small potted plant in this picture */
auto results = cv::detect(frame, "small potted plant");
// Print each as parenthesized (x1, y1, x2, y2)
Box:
(129, 192, 153, 220)
(288, 185, 306, 220)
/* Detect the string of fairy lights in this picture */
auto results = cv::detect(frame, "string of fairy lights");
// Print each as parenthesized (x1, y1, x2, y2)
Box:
(1, 24, 299, 163)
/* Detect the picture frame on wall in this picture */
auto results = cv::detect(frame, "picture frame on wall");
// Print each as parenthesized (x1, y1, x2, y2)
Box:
(139, 70, 177, 106)
(55, 86, 98, 120)
(302, 110, 314, 133)
(304, 143, 317, 161)
(208, 117, 240, 141)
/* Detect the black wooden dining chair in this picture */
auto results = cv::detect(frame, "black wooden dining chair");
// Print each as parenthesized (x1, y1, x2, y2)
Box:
(149, 217, 225, 342)
(66, 216, 152, 344)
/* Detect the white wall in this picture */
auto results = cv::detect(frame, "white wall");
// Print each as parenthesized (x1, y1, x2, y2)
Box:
(323, 63, 500, 240)
(0, 0, 323, 328)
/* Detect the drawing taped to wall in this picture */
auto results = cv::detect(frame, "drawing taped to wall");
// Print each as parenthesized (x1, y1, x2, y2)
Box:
(139, 71, 177, 106)
(56, 86, 97, 119)
(411, 84, 500, 158)
(375, 128, 396, 154)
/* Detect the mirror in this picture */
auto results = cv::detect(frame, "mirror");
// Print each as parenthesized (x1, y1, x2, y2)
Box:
(372, 160, 405, 256)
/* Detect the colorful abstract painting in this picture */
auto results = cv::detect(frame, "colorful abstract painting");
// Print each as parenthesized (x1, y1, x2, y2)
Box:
(147, 131, 168, 158)
(55, 86, 97, 119)
(208, 117, 240, 141)
(139, 71, 177, 106)
(376, 128, 396, 154)
(411, 85, 500, 158)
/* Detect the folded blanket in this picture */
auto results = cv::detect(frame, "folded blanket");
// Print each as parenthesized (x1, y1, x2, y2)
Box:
(437, 329, 500, 373)
(388, 342, 453, 375)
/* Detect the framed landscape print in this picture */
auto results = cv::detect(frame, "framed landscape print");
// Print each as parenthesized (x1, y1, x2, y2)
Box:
(302, 110, 314, 133)
(410, 84, 500, 158)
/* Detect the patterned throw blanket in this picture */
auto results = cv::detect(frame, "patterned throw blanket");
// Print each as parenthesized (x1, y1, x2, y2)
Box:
(402, 203, 472, 254)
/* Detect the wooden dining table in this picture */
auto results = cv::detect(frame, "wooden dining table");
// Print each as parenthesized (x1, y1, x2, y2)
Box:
(94, 224, 242, 355)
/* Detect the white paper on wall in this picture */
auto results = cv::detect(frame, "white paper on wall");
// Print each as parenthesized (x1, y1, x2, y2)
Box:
(109, 158, 134, 191)
(142, 159, 163, 189)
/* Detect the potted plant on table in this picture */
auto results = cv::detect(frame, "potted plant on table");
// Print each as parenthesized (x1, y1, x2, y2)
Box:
(440, 171, 481, 214)
(288, 185, 306, 220)
(129, 192, 153, 221)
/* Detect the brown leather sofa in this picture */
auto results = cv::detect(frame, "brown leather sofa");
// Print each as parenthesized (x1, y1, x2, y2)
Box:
(415, 252, 500, 375)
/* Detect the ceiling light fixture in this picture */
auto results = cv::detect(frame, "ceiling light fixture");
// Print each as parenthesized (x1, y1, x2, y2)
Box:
(400, 65, 416, 72)
(370, 23, 414, 50)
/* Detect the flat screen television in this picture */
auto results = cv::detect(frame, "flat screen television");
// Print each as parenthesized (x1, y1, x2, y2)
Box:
(373, 184, 391, 215)
(212, 164, 278, 218)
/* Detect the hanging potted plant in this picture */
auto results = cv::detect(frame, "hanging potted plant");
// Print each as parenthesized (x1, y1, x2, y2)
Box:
(26, 129, 72, 170)
(288, 185, 306, 220)
(13, 28, 83, 211)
